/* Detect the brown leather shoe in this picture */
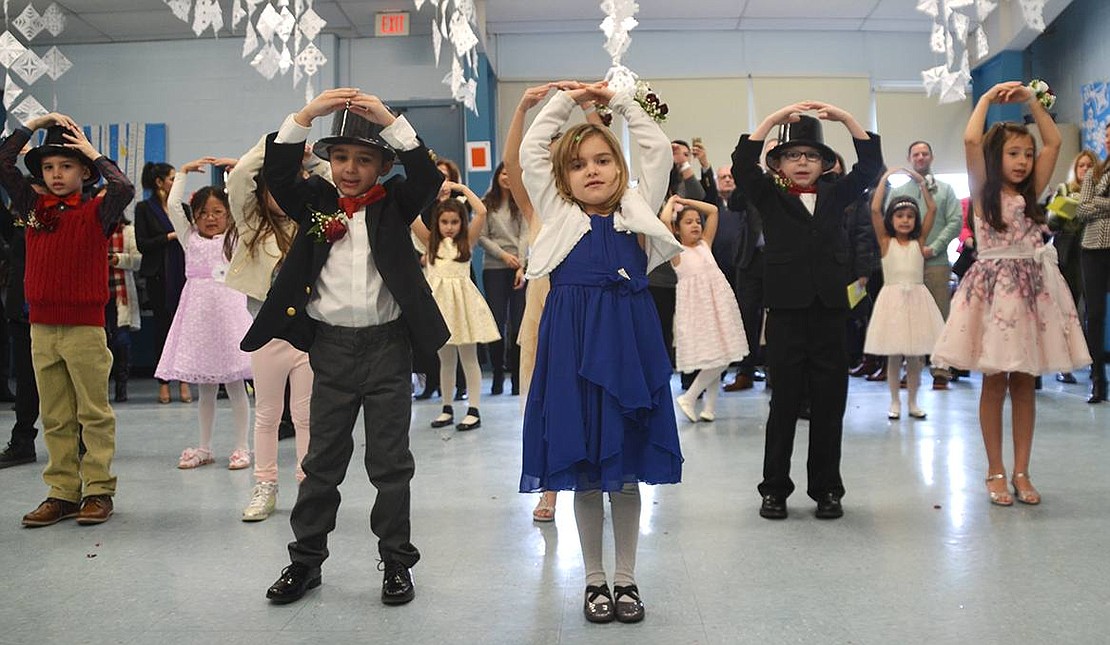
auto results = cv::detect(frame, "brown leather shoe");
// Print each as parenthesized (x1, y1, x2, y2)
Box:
(932, 376, 950, 391)
(22, 498, 80, 527)
(76, 495, 114, 525)
(724, 375, 754, 392)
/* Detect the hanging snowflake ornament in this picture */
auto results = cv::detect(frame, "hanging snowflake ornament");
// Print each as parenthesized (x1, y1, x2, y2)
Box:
(3, 73, 22, 109)
(10, 95, 47, 123)
(232, 0, 247, 29)
(165, 0, 192, 23)
(916, 0, 939, 19)
(11, 49, 46, 85)
(1018, 0, 1046, 31)
(250, 43, 281, 80)
(921, 65, 946, 97)
(448, 10, 478, 57)
(974, 0, 998, 21)
(242, 20, 260, 58)
(255, 3, 282, 42)
(298, 7, 325, 40)
(192, 0, 224, 37)
(41, 3, 65, 38)
(275, 6, 296, 43)
(13, 4, 43, 41)
(599, 0, 641, 95)
(277, 42, 293, 74)
(0, 31, 27, 68)
(41, 47, 71, 81)
(295, 41, 327, 75)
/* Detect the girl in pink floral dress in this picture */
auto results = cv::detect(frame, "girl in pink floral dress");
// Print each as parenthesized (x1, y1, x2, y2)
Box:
(932, 82, 1090, 507)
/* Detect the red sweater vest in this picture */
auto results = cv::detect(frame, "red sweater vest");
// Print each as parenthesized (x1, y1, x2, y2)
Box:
(24, 195, 110, 326)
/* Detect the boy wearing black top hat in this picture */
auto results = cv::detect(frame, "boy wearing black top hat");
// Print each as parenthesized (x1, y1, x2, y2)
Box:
(0, 113, 135, 527)
(246, 88, 446, 606)
(731, 102, 882, 520)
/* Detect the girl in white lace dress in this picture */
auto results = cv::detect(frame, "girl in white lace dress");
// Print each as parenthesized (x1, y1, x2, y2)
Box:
(411, 181, 498, 431)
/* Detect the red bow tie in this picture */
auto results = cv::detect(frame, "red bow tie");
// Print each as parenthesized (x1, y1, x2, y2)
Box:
(787, 184, 817, 195)
(338, 185, 387, 218)
(41, 193, 82, 209)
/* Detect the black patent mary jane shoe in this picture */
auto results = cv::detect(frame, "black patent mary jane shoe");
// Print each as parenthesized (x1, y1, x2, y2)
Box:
(613, 584, 645, 623)
(380, 561, 415, 605)
(456, 407, 481, 431)
(266, 562, 321, 605)
(583, 584, 615, 623)
(430, 405, 454, 428)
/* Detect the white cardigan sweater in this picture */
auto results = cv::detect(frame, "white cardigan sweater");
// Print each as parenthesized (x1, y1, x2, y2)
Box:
(521, 90, 682, 279)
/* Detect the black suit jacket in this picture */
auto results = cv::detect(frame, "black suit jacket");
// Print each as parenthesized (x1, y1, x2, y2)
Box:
(728, 186, 763, 272)
(134, 199, 186, 278)
(241, 133, 448, 366)
(731, 133, 883, 310)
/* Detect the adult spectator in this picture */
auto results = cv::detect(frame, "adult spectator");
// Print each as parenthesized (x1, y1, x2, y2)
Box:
(1075, 123, 1110, 404)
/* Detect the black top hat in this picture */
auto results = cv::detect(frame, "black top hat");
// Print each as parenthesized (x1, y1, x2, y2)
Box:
(312, 108, 398, 163)
(765, 115, 836, 171)
(24, 125, 102, 186)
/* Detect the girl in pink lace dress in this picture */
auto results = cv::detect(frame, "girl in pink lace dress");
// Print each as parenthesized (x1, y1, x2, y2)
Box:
(932, 82, 1090, 507)
(156, 158, 254, 471)
(662, 195, 748, 422)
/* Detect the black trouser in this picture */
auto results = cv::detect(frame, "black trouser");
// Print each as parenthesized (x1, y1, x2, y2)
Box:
(758, 303, 848, 501)
(146, 273, 174, 384)
(7, 320, 37, 449)
(483, 268, 526, 379)
(1081, 247, 1110, 382)
(734, 251, 765, 377)
(105, 301, 131, 386)
(289, 320, 419, 569)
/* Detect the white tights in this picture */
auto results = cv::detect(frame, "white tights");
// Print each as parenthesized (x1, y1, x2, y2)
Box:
(439, 343, 482, 411)
(196, 380, 250, 455)
(678, 365, 728, 416)
(888, 355, 924, 412)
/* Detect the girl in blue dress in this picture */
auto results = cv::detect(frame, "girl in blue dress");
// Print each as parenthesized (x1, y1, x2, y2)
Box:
(519, 81, 684, 625)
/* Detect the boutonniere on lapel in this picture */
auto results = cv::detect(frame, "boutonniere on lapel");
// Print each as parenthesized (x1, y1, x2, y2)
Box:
(15, 208, 60, 233)
(307, 208, 349, 244)
(771, 173, 817, 197)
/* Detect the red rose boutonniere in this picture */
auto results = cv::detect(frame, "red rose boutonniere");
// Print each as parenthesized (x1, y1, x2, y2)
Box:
(308, 208, 348, 243)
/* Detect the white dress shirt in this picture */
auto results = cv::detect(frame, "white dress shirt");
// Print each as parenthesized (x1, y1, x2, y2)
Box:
(275, 112, 420, 327)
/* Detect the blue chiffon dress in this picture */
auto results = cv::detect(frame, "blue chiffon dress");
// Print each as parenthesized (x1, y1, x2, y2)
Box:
(519, 214, 683, 493)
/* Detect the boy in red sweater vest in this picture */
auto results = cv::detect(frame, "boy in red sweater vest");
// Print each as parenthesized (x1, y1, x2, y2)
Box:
(0, 113, 135, 527)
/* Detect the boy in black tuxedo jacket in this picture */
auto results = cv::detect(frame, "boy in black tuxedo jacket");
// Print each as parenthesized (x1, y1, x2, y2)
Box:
(247, 88, 447, 606)
(731, 103, 882, 521)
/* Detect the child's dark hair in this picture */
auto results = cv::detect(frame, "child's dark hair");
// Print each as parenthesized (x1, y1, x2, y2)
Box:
(884, 197, 922, 239)
(979, 122, 1044, 232)
(189, 186, 238, 260)
(427, 199, 470, 265)
(481, 162, 521, 225)
(437, 158, 461, 182)
(141, 162, 174, 193)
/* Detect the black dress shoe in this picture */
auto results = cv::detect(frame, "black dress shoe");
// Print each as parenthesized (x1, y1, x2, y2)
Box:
(430, 405, 454, 428)
(815, 493, 844, 519)
(583, 584, 615, 623)
(612, 584, 645, 623)
(456, 407, 481, 431)
(381, 561, 415, 605)
(1088, 381, 1107, 404)
(0, 442, 36, 469)
(266, 562, 321, 604)
(491, 372, 504, 395)
(759, 495, 787, 519)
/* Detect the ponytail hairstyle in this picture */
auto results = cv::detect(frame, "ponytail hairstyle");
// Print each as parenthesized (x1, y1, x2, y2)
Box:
(427, 199, 471, 265)
(189, 186, 238, 261)
(481, 161, 521, 226)
(979, 122, 1043, 232)
(141, 162, 175, 200)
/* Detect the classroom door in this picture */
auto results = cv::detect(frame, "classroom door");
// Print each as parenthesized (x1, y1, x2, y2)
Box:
(390, 101, 466, 180)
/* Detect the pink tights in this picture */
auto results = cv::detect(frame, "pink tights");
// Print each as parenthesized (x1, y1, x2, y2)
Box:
(250, 339, 312, 483)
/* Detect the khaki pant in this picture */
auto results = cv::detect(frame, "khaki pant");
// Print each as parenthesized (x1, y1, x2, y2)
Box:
(31, 324, 116, 502)
(924, 264, 953, 378)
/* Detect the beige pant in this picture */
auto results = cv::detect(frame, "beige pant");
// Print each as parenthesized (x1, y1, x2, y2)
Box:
(31, 324, 116, 501)
(923, 264, 953, 378)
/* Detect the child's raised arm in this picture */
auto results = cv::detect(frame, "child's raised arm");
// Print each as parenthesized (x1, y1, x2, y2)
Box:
(658, 194, 678, 234)
(965, 82, 1019, 198)
(454, 182, 488, 248)
(679, 196, 719, 246)
(166, 157, 216, 244)
(870, 169, 894, 244)
(905, 168, 938, 240)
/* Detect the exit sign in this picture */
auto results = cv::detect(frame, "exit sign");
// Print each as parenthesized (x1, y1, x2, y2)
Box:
(375, 12, 409, 37)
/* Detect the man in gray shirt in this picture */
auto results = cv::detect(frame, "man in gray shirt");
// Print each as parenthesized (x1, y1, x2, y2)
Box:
(887, 141, 963, 390)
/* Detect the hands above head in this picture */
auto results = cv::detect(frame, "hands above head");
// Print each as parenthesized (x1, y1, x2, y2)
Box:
(564, 81, 614, 107)
(60, 127, 100, 162)
(984, 81, 1032, 104)
(26, 112, 79, 133)
(181, 157, 219, 174)
(692, 142, 709, 168)
(210, 157, 239, 172)
(767, 102, 815, 126)
(518, 83, 556, 111)
(346, 93, 397, 127)
(297, 88, 360, 127)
